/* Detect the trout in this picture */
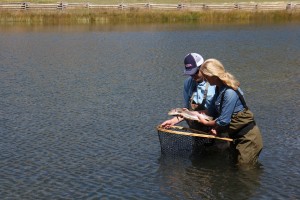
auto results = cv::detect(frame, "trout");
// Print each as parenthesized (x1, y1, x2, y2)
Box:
(168, 108, 213, 121)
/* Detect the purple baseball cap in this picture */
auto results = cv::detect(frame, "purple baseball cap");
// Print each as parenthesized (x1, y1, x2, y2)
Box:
(183, 53, 204, 75)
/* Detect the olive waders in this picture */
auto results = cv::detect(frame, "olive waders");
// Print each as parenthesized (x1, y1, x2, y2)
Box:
(220, 89, 263, 165)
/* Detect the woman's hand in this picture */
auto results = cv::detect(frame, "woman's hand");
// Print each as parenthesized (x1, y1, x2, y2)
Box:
(197, 114, 208, 125)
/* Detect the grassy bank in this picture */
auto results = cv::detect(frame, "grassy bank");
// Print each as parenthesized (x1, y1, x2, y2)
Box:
(0, 0, 291, 3)
(1, 8, 300, 25)
(1, 0, 300, 25)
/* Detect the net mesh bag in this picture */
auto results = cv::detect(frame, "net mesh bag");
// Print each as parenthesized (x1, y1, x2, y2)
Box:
(156, 125, 232, 156)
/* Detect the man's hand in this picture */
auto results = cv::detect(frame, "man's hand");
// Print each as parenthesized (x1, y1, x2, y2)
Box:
(209, 128, 217, 135)
(161, 119, 174, 129)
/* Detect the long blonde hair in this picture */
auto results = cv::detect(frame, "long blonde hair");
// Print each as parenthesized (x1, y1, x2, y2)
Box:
(200, 58, 240, 90)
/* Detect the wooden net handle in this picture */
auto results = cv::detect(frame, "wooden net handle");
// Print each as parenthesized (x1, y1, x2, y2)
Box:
(156, 125, 233, 142)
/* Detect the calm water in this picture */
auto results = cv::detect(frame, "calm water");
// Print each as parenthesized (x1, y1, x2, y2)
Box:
(0, 23, 299, 199)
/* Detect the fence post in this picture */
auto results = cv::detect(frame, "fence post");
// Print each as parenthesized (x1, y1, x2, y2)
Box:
(234, 3, 239, 9)
(57, 2, 63, 10)
(22, 2, 28, 10)
(286, 3, 293, 11)
(145, 3, 151, 9)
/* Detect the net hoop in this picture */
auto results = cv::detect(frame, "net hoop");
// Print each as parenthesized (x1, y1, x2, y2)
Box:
(156, 125, 233, 142)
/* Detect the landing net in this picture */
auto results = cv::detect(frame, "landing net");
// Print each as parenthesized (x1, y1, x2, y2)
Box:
(156, 125, 232, 156)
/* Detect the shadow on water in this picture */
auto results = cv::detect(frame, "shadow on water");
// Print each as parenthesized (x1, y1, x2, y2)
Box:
(157, 149, 264, 200)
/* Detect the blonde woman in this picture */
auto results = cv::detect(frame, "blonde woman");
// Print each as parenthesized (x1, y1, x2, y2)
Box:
(198, 58, 263, 166)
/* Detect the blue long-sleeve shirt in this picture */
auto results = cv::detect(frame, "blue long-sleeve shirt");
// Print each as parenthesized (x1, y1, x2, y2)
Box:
(211, 85, 246, 127)
(183, 77, 216, 110)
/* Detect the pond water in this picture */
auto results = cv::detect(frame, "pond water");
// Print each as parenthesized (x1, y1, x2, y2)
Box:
(0, 23, 299, 199)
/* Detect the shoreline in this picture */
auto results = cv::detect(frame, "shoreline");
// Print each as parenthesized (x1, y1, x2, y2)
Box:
(1, 2, 300, 25)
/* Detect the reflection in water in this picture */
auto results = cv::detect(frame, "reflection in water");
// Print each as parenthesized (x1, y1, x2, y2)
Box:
(158, 153, 263, 199)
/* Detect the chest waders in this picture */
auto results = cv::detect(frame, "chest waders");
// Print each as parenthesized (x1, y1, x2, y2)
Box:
(219, 88, 263, 165)
(186, 83, 214, 153)
(186, 82, 211, 132)
(219, 89, 254, 138)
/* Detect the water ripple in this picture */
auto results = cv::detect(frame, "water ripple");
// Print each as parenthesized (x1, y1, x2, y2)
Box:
(1, 23, 300, 199)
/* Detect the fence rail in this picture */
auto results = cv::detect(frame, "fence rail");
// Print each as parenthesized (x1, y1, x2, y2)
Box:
(1, 2, 300, 11)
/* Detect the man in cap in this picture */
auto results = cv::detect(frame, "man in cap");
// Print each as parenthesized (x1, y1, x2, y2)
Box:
(161, 53, 217, 152)
(161, 53, 215, 130)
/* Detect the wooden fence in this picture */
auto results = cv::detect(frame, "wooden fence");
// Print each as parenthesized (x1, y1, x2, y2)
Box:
(1, 2, 300, 11)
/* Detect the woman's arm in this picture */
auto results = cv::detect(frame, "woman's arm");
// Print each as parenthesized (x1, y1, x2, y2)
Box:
(198, 115, 216, 126)
(198, 88, 239, 135)
(215, 89, 239, 126)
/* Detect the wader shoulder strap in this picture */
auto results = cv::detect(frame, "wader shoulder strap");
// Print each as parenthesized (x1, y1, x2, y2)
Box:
(220, 88, 248, 114)
(189, 82, 198, 105)
(235, 89, 248, 109)
(199, 82, 210, 108)
(219, 88, 226, 114)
